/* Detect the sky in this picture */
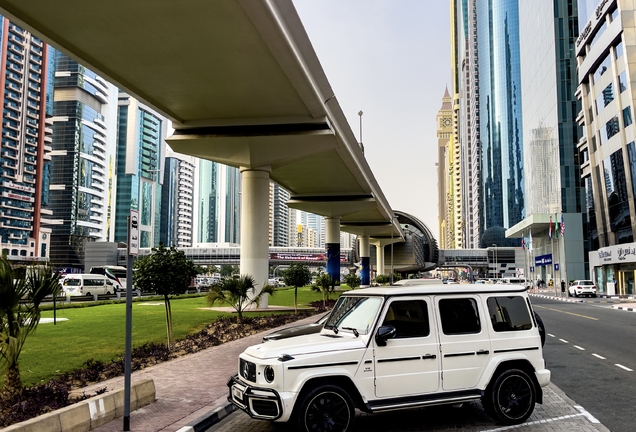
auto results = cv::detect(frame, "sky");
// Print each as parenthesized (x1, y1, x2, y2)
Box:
(293, 0, 451, 237)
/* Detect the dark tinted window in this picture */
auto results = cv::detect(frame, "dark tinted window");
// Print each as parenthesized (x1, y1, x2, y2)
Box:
(439, 298, 481, 335)
(487, 296, 532, 332)
(382, 300, 429, 338)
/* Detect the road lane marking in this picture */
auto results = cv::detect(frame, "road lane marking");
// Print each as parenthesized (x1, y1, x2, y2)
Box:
(575, 405, 600, 423)
(592, 353, 606, 360)
(615, 364, 633, 372)
(547, 333, 555, 337)
(573, 345, 585, 350)
(559, 339, 569, 343)
(534, 305, 598, 320)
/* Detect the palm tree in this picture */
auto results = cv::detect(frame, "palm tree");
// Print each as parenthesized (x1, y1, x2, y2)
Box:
(207, 275, 274, 324)
(0, 259, 61, 403)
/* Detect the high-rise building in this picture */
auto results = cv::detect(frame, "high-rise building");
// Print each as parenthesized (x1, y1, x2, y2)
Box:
(505, 0, 587, 282)
(47, 51, 118, 269)
(437, 88, 454, 248)
(476, 0, 525, 238)
(160, 149, 195, 247)
(193, 160, 240, 246)
(115, 92, 166, 248)
(452, 0, 481, 248)
(270, 182, 290, 247)
(306, 213, 325, 248)
(576, 0, 636, 294)
(0, 18, 54, 261)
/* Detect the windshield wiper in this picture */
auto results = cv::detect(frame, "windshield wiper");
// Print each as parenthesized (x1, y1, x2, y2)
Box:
(342, 327, 359, 337)
(325, 325, 339, 334)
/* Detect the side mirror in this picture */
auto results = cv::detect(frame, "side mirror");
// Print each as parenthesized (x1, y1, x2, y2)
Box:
(375, 325, 396, 346)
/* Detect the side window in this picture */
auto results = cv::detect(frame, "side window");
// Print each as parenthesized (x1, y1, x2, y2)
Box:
(487, 296, 532, 332)
(382, 300, 429, 338)
(439, 298, 481, 335)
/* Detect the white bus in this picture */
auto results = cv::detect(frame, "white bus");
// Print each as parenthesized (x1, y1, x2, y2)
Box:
(89, 265, 129, 292)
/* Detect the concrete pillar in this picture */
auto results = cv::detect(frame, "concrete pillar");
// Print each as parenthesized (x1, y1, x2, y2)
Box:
(375, 244, 385, 277)
(360, 235, 370, 287)
(240, 166, 271, 307)
(325, 217, 341, 284)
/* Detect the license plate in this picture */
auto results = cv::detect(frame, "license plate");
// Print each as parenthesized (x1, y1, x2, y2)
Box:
(232, 385, 245, 402)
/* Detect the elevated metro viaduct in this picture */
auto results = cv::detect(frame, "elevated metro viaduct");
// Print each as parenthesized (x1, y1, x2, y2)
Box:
(0, 0, 413, 300)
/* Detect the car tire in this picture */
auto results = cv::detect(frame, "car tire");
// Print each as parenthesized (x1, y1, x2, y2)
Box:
(106, 291, 111, 295)
(85, 292, 92, 297)
(295, 384, 355, 432)
(485, 369, 536, 425)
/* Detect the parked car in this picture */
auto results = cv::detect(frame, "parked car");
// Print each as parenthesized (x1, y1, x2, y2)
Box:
(262, 312, 330, 342)
(228, 283, 550, 431)
(266, 278, 280, 288)
(568, 280, 597, 297)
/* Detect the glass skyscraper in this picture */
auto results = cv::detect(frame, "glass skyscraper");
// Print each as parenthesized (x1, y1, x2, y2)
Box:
(476, 0, 524, 236)
(160, 150, 194, 248)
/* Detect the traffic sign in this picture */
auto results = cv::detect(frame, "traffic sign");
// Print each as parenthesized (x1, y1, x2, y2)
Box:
(129, 210, 139, 256)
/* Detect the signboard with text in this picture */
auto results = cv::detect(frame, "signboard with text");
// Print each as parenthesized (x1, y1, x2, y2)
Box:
(129, 210, 139, 256)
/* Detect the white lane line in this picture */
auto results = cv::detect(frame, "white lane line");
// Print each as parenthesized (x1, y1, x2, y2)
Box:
(481, 413, 585, 431)
(573, 345, 585, 351)
(559, 338, 569, 343)
(575, 405, 600, 423)
(547, 333, 555, 337)
(592, 353, 606, 360)
(615, 364, 633, 372)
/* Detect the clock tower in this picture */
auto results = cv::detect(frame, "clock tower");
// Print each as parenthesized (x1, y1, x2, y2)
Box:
(437, 87, 454, 249)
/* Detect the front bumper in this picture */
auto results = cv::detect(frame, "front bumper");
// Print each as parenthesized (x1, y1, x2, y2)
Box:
(227, 374, 284, 420)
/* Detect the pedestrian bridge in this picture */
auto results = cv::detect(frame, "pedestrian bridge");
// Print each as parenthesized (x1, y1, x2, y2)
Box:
(0, 0, 421, 291)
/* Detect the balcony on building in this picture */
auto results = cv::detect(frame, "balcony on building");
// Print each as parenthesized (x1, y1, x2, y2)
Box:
(7, 63, 22, 74)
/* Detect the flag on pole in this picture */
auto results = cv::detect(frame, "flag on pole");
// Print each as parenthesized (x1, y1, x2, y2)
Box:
(529, 230, 533, 252)
(521, 236, 525, 250)
(549, 217, 552, 240)
(555, 214, 559, 238)
(561, 214, 565, 237)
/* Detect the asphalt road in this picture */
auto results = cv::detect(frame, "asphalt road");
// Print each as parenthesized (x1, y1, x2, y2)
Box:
(532, 295, 636, 432)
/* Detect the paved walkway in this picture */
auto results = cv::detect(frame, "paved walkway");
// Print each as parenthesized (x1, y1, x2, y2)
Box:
(85, 314, 320, 432)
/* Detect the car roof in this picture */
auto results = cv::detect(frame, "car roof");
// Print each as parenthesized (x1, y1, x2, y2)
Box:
(343, 283, 528, 297)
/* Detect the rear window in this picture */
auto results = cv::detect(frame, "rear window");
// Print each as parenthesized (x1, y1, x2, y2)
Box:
(439, 298, 481, 335)
(63, 278, 81, 286)
(487, 296, 532, 332)
(579, 281, 594, 286)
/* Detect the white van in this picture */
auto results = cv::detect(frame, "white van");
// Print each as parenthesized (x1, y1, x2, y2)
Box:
(62, 274, 113, 296)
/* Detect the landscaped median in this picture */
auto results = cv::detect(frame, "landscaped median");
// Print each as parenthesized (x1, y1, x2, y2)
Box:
(3, 378, 155, 432)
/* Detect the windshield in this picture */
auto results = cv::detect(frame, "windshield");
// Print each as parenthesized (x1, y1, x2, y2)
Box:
(324, 296, 382, 335)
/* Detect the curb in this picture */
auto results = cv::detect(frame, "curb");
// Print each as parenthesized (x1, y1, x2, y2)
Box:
(530, 294, 583, 303)
(3, 379, 156, 432)
(612, 305, 636, 312)
(176, 401, 236, 432)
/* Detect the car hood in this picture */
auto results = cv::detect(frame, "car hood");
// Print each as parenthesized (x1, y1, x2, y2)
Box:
(244, 332, 367, 360)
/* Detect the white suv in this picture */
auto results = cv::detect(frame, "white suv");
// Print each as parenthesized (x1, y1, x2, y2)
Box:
(568, 280, 597, 297)
(228, 284, 550, 431)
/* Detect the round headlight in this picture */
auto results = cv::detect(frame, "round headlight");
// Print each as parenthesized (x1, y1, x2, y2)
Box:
(264, 365, 275, 383)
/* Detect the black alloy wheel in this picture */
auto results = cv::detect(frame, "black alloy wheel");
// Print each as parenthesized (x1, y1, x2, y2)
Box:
(297, 384, 354, 432)
(488, 369, 536, 425)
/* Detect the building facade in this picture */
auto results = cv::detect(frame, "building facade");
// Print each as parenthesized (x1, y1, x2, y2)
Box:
(115, 92, 166, 248)
(47, 52, 118, 269)
(160, 149, 195, 247)
(576, 0, 636, 294)
(270, 182, 291, 247)
(194, 159, 240, 246)
(437, 88, 454, 248)
(0, 18, 54, 261)
(506, 0, 586, 285)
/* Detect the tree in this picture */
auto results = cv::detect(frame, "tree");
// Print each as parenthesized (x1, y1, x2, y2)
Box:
(207, 275, 274, 324)
(375, 274, 390, 285)
(0, 260, 61, 403)
(311, 270, 334, 307)
(343, 273, 361, 289)
(133, 244, 197, 349)
(282, 263, 311, 313)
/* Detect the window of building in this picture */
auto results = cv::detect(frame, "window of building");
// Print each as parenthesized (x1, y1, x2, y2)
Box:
(439, 298, 481, 335)
(600, 116, 620, 144)
(623, 106, 633, 127)
(596, 82, 614, 114)
(590, 21, 608, 48)
(615, 41, 624, 60)
(619, 71, 628, 93)
(592, 53, 612, 83)
(611, 8, 619, 22)
(603, 149, 632, 238)
(486, 296, 532, 332)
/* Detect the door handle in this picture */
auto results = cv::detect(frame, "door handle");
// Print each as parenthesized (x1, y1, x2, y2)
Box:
(477, 349, 490, 355)
(422, 354, 437, 360)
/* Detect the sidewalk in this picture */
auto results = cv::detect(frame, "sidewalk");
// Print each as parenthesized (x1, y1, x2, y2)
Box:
(84, 313, 320, 432)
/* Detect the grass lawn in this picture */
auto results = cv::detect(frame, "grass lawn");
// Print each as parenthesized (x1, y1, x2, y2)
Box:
(15, 286, 340, 387)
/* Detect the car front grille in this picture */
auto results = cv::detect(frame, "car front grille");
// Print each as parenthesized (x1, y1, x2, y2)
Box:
(240, 358, 256, 382)
(251, 399, 280, 417)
